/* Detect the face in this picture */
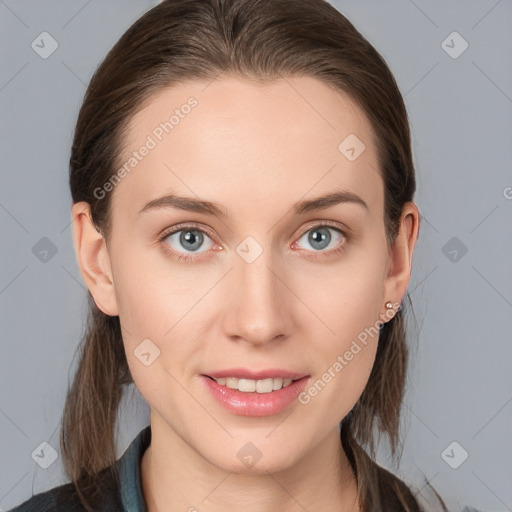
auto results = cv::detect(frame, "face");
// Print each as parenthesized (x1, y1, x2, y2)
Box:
(74, 75, 416, 474)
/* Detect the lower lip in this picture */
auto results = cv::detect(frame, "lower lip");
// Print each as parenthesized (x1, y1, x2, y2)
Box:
(200, 375, 309, 417)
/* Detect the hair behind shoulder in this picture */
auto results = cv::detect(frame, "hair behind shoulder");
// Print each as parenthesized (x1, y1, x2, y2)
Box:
(63, 1, 447, 510)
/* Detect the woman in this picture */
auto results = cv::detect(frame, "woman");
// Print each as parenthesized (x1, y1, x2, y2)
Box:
(8, 0, 482, 511)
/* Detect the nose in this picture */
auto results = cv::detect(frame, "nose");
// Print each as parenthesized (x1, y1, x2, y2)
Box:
(223, 245, 292, 347)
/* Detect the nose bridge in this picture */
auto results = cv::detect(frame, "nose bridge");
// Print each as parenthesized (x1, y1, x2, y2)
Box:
(226, 237, 289, 344)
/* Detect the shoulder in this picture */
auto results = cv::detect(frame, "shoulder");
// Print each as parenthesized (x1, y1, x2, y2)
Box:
(7, 425, 150, 512)
(6, 467, 123, 512)
(6, 481, 85, 512)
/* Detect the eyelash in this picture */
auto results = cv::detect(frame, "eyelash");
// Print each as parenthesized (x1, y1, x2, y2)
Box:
(156, 221, 349, 262)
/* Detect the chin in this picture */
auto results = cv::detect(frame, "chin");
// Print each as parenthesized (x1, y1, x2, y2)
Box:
(203, 442, 304, 476)
(220, 457, 294, 475)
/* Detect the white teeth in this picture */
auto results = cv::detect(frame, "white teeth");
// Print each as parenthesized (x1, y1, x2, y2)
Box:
(213, 376, 296, 393)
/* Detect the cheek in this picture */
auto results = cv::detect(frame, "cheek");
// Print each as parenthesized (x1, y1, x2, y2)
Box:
(301, 320, 379, 424)
(294, 255, 384, 412)
(111, 243, 182, 334)
(298, 259, 384, 344)
(111, 250, 206, 389)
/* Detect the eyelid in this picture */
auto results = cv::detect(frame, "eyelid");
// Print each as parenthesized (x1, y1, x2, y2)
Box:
(157, 220, 349, 244)
(156, 222, 217, 243)
(294, 219, 349, 239)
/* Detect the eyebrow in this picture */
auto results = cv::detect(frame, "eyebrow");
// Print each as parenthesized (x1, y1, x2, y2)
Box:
(137, 189, 368, 218)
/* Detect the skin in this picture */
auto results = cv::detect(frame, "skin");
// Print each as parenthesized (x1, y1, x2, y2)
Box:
(71, 75, 419, 512)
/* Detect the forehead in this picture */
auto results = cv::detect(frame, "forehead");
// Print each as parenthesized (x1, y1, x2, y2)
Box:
(110, 75, 383, 222)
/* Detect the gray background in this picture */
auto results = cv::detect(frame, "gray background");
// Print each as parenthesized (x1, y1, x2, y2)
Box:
(1, 1, 511, 511)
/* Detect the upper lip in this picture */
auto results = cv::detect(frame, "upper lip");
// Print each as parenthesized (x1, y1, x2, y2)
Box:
(204, 368, 309, 380)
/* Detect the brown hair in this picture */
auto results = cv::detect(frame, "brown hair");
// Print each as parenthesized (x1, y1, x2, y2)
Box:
(63, 0, 447, 510)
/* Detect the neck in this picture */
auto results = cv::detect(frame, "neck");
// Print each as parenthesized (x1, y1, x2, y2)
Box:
(141, 413, 361, 512)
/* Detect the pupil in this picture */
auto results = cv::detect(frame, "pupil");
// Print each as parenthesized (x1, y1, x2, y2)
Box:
(309, 228, 330, 250)
(181, 230, 203, 251)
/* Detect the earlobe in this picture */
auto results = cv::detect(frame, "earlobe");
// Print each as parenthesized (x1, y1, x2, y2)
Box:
(382, 202, 420, 313)
(71, 201, 119, 316)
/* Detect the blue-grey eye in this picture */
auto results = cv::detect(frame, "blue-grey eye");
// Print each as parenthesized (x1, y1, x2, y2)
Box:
(164, 228, 213, 253)
(297, 226, 343, 251)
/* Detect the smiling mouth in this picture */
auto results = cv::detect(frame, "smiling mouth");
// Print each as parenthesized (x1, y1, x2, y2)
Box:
(204, 375, 302, 393)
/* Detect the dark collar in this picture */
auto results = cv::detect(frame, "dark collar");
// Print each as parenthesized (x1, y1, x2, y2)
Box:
(117, 425, 151, 511)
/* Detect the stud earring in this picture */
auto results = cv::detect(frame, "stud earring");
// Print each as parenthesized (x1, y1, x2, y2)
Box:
(385, 301, 394, 309)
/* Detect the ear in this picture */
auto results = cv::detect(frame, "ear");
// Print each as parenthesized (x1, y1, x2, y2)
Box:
(71, 201, 119, 316)
(381, 201, 420, 318)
